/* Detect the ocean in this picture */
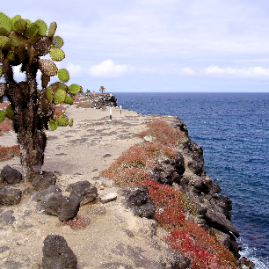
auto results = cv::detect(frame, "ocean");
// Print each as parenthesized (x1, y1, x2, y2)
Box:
(115, 92, 269, 269)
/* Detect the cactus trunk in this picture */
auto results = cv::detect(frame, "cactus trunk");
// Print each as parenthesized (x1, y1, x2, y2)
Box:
(3, 59, 47, 182)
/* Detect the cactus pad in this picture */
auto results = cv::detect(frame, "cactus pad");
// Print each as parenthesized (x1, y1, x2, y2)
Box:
(68, 84, 80, 94)
(0, 26, 9, 36)
(49, 120, 57, 131)
(49, 48, 65, 61)
(35, 19, 47, 36)
(46, 88, 53, 102)
(48, 22, 57, 37)
(13, 19, 27, 34)
(0, 12, 12, 33)
(0, 36, 8, 48)
(64, 95, 73, 105)
(6, 104, 14, 120)
(56, 114, 68, 126)
(24, 23, 39, 38)
(10, 32, 26, 47)
(0, 110, 6, 123)
(39, 59, 58, 76)
(58, 68, 69, 82)
(68, 118, 73, 127)
(11, 15, 21, 25)
(53, 36, 64, 48)
(53, 89, 66, 104)
(57, 82, 68, 90)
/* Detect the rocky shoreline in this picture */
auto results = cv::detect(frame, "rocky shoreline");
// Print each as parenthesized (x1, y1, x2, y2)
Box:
(0, 99, 254, 268)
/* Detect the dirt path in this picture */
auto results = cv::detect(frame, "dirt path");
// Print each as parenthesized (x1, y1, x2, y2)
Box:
(0, 107, 181, 269)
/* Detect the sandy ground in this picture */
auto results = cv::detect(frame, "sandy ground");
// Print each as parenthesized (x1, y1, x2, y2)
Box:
(0, 107, 180, 269)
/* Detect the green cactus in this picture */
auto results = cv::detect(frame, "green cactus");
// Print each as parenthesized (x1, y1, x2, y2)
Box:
(53, 89, 66, 104)
(68, 84, 81, 94)
(35, 19, 47, 36)
(25, 19, 31, 25)
(49, 120, 57, 131)
(57, 82, 68, 90)
(0, 26, 9, 36)
(11, 15, 21, 26)
(68, 118, 73, 127)
(0, 12, 12, 33)
(47, 22, 57, 37)
(0, 36, 8, 48)
(0, 12, 81, 181)
(39, 59, 58, 76)
(24, 22, 39, 38)
(13, 19, 27, 34)
(49, 48, 65, 61)
(58, 68, 69, 82)
(46, 88, 53, 102)
(6, 104, 14, 120)
(9, 32, 26, 47)
(53, 36, 64, 48)
(56, 114, 68, 126)
(0, 110, 6, 123)
(64, 95, 73, 105)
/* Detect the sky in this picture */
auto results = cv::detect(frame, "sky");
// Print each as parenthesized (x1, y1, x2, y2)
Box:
(2, 0, 269, 92)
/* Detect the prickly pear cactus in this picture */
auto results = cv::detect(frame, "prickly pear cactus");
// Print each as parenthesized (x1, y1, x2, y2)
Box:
(6, 104, 14, 119)
(54, 89, 66, 104)
(68, 118, 73, 127)
(64, 95, 73, 105)
(0, 110, 5, 123)
(58, 68, 69, 82)
(49, 120, 57, 131)
(56, 114, 68, 126)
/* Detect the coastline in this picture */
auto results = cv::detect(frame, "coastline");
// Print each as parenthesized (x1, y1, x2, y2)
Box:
(0, 105, 253, 268)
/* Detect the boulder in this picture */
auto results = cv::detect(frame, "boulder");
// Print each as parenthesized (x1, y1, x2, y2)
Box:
(67, 180, 98, 205)
(31, 185, 62, 202)
(42, 235, 77, 269)
(124, 186, 155, 219)
(240, 257, 255, 269)
(215, 229, 241, 258)
(205, 209, 240, 237)
(32, 171, 57, 191)
(184, 175, 221, 195)
(0, 165, 22, 184)
(43, 193, 80, 221)
(125, 186, 149, 206)
(0, 186, 22, 205)
(151, 153, 185, 185)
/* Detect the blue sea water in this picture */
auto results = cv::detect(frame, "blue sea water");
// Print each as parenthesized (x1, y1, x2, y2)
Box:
(115, 92, 269, 269)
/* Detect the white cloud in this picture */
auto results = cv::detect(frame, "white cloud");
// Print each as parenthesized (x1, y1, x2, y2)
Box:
(181, 67, 195, 75)
(205, 65, 269, 78)
(89, 60, 128, 78)
(66, 63, 83, 77)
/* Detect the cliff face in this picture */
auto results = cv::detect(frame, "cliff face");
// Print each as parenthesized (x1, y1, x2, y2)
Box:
(169, 118, 240, 256)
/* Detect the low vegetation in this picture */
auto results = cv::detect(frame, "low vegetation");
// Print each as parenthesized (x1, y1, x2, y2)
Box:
(101, 119, 240, 269)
